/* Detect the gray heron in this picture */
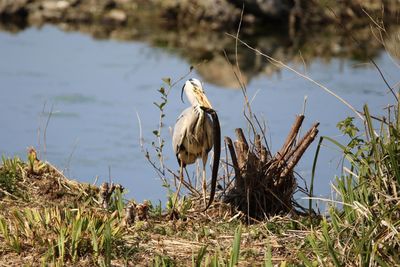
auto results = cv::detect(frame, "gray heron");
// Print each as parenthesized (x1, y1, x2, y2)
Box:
(172, 78, 220, 211)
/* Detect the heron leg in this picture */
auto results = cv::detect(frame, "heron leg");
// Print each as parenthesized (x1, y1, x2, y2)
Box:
(172, 160, 184, 212)
(201, 154, 208, 206)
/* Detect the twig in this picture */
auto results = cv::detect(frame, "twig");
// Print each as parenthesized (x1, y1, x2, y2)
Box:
(253, 115, 272, 157)
(64, 138, 79, 178)
(277, 115, 304, 161)
(361, 8, 386, 32)
(235, 128, 249, 151)
(224, 137, 241, 186)
(37, 101, 47, 158)
(0, 187, 18, 200)
(226, 33, 365, 121)
(327, 6, 398, 101)
(370, 59, 398, 101)
(234, 5, 245, 90)
(281, 123, 319, 177)
(43, 103, 54, 160)
(166, 167, 199, 196)
(136, 111, 144, 151)
(92, 175, 99, 186)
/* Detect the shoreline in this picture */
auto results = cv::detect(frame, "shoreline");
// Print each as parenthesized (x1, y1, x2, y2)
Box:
(1, 1, 399, 32)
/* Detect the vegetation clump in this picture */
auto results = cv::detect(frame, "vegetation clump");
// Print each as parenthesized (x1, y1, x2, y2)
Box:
(306, 102, 400, 265)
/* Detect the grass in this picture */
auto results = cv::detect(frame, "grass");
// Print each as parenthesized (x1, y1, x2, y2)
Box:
(0, 156, 25, 198)
(308, 101, 400, 266)
(0, 150, 312, 266)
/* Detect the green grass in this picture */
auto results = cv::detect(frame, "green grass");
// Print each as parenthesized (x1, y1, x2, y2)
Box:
(0, 206, 125, 266)
(0, 156, 24, 197)
(308, 101, 400, 266)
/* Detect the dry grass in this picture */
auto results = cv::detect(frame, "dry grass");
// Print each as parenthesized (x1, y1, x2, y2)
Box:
(0, 150, 313, 266)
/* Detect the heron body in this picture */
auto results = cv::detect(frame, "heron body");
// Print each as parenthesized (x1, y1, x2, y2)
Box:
(172, 78, 220, 211)
(173, 105, 213, 168)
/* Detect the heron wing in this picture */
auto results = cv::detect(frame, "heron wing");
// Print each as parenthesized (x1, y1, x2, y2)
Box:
(172, 107, 213, 165)
(172, 107, 192, 154)
(173, 107, 197, 164)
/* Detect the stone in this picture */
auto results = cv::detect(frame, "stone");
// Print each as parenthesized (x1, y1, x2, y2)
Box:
(42, 1, 70, 11)
(105, 9, 127, 23)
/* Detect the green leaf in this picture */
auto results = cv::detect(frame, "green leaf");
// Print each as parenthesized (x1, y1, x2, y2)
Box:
(229, 225, 242, 267)
(195, 245, 208, 267)
(298, 252, 315, 267)
(159, 102, 166, 110)
(337, 117, 359, 138)
(104, 220, 112, 267)
(153, 102, 161, 109)
(264, 244, 273, 267)
(162, 77, 171, 86)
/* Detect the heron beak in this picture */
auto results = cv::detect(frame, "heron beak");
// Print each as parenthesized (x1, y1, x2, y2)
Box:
(180, 84, 185, 103)
(194, 87, 213, 109)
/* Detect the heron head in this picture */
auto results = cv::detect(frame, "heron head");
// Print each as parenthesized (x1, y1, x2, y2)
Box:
(181, 78, 213, 109)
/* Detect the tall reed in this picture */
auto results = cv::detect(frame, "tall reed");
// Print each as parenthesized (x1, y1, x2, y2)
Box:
(308, 98, 400, 266)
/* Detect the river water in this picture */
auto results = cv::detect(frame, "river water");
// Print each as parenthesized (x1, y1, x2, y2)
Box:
(0, 25, 398, 209)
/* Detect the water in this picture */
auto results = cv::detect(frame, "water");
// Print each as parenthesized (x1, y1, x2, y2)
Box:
(0, 25, 398, 208)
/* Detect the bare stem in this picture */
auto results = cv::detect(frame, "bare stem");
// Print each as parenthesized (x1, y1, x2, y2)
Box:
(226, 33, 364, 121)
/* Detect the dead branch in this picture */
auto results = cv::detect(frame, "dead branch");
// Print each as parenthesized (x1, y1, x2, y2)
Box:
(223, 116, 319, 221)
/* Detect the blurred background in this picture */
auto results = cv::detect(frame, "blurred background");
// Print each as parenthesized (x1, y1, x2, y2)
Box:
(0, 0, 399, 208)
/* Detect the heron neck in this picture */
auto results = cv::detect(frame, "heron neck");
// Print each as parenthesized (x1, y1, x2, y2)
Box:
(193, 104, 204, 116)
(194, 105, 205, 134)
(185, 89, 200, 107)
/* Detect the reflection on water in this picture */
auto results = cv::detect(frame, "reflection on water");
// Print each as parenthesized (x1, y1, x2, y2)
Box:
(0, 25, 398, 208)
(76, 22, 400, 88)
(2, 7, 400, 89)
(54, 93, 97, 104)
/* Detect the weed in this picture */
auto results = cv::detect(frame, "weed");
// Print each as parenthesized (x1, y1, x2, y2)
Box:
(229, 224, 242, 266)
(148, 199, 163, 218)
(0, 205, 128, 265)
(0, 156, 23, 196)
(308, 102, 400, 266)
(153, 254, 175, 267)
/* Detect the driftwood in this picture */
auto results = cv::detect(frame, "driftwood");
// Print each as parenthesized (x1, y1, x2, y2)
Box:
(224, 115, 319, 220)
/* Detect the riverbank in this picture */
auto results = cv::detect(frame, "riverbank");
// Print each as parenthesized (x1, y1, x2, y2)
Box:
(0, 150, 313, 265)
(1, 0, 399, 31)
